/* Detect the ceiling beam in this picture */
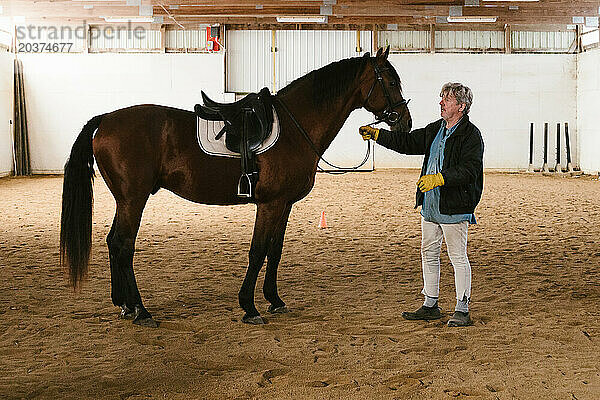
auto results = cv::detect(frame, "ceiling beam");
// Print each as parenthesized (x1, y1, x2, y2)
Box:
(1, 0, 596, 29)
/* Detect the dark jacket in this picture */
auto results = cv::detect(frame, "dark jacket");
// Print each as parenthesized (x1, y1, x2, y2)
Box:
(376, 115, 484, 215)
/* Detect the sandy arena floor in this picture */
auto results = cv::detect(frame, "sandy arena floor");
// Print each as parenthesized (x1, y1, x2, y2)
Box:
(0, 170, 599, 400)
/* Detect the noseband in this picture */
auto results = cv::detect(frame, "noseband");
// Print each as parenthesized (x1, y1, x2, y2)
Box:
(363, 59, 410, 125)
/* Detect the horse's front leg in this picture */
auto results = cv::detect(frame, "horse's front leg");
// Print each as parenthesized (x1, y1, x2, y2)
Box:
(263, 203, 292, 314)
(239, 200, 288, 324)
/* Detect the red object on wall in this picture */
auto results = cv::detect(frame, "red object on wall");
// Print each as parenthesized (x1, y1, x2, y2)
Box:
(206, 26, 220, 51)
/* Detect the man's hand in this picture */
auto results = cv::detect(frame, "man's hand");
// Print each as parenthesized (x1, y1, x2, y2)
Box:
(417, 173, 445, 192)
(359, 125, 380, 141)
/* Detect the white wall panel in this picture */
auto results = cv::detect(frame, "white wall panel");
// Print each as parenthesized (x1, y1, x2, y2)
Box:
(19, 53, 224, 173)
(226, 30, 371, 94)
(379, 31, 430, 51)
(374, 53, 576, 170)
(436, 31, 504, 50)
(90, 29, 161, 52)
(165, 27, 208, 51)
(577, 49, 600, 174)
(0, 51, 13, 176)
(512, 31, 575, 52)
(226, 30, 272, 93)
(275, 30, 370, 91)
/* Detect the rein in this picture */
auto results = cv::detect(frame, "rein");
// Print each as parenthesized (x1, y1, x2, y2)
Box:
(274, 97, 373, 174)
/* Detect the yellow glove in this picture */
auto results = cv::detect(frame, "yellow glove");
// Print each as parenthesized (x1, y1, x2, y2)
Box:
(417, 173, 445, 193)
(359, 125, 379, 141)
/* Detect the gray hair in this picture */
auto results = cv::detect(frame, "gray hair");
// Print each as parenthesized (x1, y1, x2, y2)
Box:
(440, 82, 473, 115)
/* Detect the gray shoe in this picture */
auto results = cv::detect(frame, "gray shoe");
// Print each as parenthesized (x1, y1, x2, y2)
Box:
(447, 311, 472, 327)
(401, 304, 442, 321)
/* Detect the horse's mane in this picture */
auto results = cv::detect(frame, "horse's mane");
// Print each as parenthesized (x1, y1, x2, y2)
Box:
(277, 56, 403, 109)
(277, 56, 370, 108)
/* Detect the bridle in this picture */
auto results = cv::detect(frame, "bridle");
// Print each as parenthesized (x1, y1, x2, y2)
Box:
(275, 57, 410, 173)
(363, 58, 410, 126)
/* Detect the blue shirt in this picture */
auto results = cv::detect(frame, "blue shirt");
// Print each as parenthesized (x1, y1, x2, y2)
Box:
(420, 120, 477, 225)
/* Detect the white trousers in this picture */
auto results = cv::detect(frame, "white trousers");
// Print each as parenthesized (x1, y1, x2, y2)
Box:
(420, 217, 471, 302)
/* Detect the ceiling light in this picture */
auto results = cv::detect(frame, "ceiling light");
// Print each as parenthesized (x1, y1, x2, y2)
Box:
(447, 16, 497, 23)
(449, 6, 462, 16)
(103, 16, 154, 23)
(320, 5, 332, 16)
(139, 4, 153, 17)
(585, 17, 599, 27)
(276, 16, 328, 23)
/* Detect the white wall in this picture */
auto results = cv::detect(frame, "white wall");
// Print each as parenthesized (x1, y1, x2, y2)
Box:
(0, 51, 13, 176)
(17, 51, 578, 173)
(19, 53, 224, 173)
(577, 49, 600, 174)
(374, 53, 577, 170)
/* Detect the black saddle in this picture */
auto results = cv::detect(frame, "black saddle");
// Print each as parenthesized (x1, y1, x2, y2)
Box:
(194, 87, 274, 198)
(194, 87, 274, 153)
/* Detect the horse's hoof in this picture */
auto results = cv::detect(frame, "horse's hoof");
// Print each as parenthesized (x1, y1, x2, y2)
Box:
(242, 315, 265, 325)
(133, 317, 158, 328)
(268, 305, 290, 314)
(119, 305, 135, 320)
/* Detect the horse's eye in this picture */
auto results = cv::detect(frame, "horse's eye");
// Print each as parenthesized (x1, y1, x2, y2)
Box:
(389, 81, 397, 87)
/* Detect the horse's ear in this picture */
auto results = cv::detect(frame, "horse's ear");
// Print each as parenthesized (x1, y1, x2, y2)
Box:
(383, 45, 390, 60)
(375, 46, 390, 63)
(363, 52, 370, 58)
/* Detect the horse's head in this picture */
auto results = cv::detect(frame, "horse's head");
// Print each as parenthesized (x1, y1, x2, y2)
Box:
(361, 47, 412, 132)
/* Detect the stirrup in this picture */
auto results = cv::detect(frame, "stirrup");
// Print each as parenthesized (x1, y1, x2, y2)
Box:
(237, 174, 253, 198)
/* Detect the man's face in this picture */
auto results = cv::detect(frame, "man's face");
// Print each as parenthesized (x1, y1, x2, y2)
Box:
(439, 92, 464, 122)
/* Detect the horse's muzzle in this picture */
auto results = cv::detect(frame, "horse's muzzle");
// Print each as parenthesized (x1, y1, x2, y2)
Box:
(391, 115, 412, 133)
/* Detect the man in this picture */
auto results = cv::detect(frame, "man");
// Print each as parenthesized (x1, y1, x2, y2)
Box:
(359, 82, 484, 327)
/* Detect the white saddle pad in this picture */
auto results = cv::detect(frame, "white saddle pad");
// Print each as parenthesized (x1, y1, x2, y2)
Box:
(196, 109, 280, 158)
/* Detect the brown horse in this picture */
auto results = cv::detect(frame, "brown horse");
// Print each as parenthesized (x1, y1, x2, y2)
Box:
(60, 47, 412, 327)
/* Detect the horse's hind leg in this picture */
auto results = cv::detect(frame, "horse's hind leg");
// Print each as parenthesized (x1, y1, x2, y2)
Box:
(263, 204, 292, 314)
(106, 218, 129, 316)
(107, 196, 157, 327)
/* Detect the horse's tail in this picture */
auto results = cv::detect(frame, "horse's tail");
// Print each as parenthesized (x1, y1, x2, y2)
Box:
(60, 115, 103, 288)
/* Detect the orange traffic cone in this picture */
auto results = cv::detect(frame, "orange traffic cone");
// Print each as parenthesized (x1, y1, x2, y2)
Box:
(318, 210, 328, 229)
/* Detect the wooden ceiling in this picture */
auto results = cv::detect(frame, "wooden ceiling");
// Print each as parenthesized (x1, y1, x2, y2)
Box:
(2, 1, 599, 30)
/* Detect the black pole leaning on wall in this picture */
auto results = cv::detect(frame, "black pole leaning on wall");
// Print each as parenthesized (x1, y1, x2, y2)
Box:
(565, 122, 573, 172)
(542, 122, 549, 172)
(555, 123, 561, 173)
(527, 122, 534, 172)
(13, 58, 31, 176)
